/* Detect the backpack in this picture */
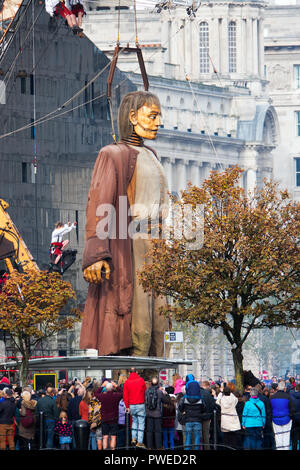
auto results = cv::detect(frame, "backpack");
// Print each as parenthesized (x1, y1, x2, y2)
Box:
(21, 407, 35, 428)
(146, 387, 158, 410)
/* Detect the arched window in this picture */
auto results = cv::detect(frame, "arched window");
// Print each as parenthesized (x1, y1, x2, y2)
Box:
(199, 22, 209, 74)
(228, 21, 237, 73)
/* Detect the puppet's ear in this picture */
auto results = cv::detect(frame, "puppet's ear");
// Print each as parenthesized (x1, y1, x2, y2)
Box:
(129, 109, 138, 126)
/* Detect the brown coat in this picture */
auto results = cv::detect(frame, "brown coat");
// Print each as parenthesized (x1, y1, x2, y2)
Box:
(19, 400, 37, 440)
(80, 142, 141, 355)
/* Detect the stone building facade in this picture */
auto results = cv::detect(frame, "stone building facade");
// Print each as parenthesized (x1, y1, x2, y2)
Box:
(264, 3, 300, 202)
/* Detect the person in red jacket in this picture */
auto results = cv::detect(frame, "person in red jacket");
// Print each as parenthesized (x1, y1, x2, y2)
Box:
(123, 368, 146, 448)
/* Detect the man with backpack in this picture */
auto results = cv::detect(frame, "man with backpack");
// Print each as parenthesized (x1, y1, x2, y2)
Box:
(178, 376, 209, 450)
(145, 377, 170, 450)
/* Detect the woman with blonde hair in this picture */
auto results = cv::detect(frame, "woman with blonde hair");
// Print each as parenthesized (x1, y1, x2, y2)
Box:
(19, 390, 37, 450)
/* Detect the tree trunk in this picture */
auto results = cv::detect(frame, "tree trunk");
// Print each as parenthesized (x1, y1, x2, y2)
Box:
(232, 346, 244, 394)
(19, 355, 29, 387)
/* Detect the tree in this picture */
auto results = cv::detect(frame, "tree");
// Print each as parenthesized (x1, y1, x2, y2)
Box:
(139, 166, 300, 392)
(0, 269, 81, 385)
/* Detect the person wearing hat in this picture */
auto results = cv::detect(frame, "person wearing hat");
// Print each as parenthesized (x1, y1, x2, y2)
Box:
(242, 387, 266, 450)
(178, 378, 211, 450)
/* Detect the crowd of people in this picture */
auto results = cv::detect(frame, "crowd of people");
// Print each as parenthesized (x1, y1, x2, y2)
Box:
(0, 370, 299, 451)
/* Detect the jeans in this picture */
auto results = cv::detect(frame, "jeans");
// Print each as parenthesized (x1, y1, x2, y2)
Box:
(162, 427, 174, 449)
(244, 427, 263, 450)
(273, 421, 292, 450)
(89, 430, 97, 450)
(184, 421, 202, 450)
(45, 419, 56, 449)
(130, 404, 146, 444)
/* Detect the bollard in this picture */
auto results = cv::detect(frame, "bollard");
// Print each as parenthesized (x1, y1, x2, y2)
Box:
(39, 411, 44, 450)
(213, 409, 217, 450)
(125, 410, 130, 450)
(73, 419, 90, 450)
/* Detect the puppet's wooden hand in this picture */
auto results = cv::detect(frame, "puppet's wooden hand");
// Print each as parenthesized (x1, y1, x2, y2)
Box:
(83, 260, 110, 284)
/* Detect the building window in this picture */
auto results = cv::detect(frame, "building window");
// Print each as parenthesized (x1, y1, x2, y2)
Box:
(21, 77, 26, 94)
(199, 22, 209, 74)
(296, 111, 300, 136)
(228, 21, 237, 73)
(294, 65, 300, 89)
(296, 158, 300, 186)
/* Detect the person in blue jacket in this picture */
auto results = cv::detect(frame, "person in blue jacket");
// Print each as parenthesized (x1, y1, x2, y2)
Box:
(242, 387, 266, 450)
(270, 380, 295, 450)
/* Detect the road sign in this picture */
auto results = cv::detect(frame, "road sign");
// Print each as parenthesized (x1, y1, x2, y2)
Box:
(159, 369, 167, 381)
(164, 331, 184, 343)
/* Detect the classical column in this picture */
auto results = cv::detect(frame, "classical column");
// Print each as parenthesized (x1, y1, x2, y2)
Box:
(240, 145, 258, 194)
(258, 17, 265, 78)
(162, 157, 174, 193)
(252, 18, 258, 76)
(247, 18, 253, 74)
(176, 158, 188, 192)
(189, 160, 200, 187)
(200, 162, 212, 184)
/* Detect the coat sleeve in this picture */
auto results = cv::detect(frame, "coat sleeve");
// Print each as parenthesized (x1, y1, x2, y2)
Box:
(82, 147, 118, 270)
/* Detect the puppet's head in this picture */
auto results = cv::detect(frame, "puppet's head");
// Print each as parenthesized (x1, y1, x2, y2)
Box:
(118, 91, 161, 142)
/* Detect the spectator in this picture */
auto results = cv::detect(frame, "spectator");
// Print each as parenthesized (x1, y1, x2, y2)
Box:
(216, 386, 241, 450)
(235, 392, 246, 450)
(56, 388, 72, 414)
(67, 384, 84, 449)
(95, 381, 123, 450)
(270, 380, 295, 450)
(162, 395, 176, 450)
(200, 381, 216, 450)
(242, 387, 266, 450)
(175, 392, 184, 448)
(79, 389, 91, 422)
(290, 383, 300, 451)
(88, 389, 102, 450)
(145, 376, 170, 450)
(0, 376, 11, 391)
(18, 391, 37, 450)
(117, 397, 126, 449)
(123, 368, 147, 449)
(0, 388, 16, 450)
(286, 377, 296, 394)
(174, 379, 185, 396)
(54, 411, 73, 450)
(178, 378, 209, 450)
(254, 383, 274, 450)
(35, 386, 59, 449)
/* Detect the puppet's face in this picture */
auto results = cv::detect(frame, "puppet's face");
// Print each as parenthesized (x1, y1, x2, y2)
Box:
(129, 103, 161, 140)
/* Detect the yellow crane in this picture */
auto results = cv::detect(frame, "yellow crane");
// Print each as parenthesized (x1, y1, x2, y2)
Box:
(0, 198, 39, 274)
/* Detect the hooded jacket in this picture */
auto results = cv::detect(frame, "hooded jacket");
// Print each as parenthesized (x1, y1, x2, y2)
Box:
(178, 379, 209, 423)
(123, 372, 146, 409)
(242, 397, 266, 429)
(216, 393, 241, 432)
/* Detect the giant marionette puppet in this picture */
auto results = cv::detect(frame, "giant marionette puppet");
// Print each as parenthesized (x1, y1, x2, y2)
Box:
(80, 91, 170, 357)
